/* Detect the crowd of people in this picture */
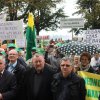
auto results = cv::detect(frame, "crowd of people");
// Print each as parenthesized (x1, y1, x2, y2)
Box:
(0, 40, 100, 100)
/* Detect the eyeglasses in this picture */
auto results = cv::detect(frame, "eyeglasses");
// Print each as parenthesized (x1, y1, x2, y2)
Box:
(60, 64, 71, 67)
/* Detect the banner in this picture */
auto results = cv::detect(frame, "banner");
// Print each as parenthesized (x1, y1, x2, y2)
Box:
(60, 18, 84, 28)
(15, 38, 26, 48)
(82, 29, 100, 48)
(78, 71, 100, 100)
(0, 20, 24, 40)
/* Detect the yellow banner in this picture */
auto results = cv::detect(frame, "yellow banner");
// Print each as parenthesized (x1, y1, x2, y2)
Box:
(78, 71, 100, 100)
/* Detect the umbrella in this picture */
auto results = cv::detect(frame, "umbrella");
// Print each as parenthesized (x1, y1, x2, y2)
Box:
(58, 41, 97, 55)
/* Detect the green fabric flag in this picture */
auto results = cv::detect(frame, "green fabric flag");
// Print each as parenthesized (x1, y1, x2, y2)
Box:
(26, 13, 37, 61)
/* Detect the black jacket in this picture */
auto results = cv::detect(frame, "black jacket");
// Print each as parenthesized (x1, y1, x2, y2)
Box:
(51, 72, 86, 100)
(20, 63, 56, 100)
(6, 61, 26, 85)
(5, 61, 26, 100)
(0, 70, 17, 100)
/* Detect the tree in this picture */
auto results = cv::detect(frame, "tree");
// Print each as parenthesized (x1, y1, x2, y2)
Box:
(0, 0, 66, 35)
(74, 0, 100, 30)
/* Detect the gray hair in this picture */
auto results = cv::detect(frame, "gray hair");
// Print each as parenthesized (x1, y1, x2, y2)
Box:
(74, 55, 80, 58)
(60, 57, 73, 66)
(8, 49, 18, 55)
(32, 53, 44, 59)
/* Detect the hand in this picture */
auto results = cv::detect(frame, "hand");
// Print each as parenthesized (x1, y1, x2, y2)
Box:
(0, 93, 3, 100)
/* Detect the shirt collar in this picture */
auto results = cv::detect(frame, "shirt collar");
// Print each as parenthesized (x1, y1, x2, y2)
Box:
(9, 61, 17, 68)
(0, 69, 4, 75)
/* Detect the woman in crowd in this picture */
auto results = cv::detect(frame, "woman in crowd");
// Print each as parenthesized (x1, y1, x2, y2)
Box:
(80, 52, 95, 73)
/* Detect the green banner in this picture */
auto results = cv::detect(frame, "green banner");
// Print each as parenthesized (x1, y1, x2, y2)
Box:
(78, 71, 100, 100)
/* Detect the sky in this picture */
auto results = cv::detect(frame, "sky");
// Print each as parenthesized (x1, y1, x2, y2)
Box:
(39, 0, 81, 40)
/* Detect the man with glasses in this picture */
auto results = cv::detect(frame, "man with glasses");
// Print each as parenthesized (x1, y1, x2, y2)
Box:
(51, 57, 86, 100)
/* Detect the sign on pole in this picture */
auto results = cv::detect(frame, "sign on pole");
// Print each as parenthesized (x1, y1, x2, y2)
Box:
(83, 29, 100, 48)
(16, 38, 26, 48)
(60, 18, 84, 28)
(0, 20, 24, 40)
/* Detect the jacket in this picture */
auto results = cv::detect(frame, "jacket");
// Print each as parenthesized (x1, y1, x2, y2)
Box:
(51, 72, 86, 100)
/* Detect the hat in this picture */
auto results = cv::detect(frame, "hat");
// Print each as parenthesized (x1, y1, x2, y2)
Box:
(31, 47, 37, 51)
(16, 48, 22, 52)
(7, 43, 16, 48)
(0, 51, 6, 56)
(36, 48, 45, 55)
(55, 42, 62, 47)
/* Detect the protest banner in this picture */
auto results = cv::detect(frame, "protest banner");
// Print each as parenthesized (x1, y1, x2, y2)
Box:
(15, 37, 26, 48)
(0, 20, 24, 40)
(78, 71, 100, 100)
(83, 29, 100, 48)
(60, 18, 84, 28)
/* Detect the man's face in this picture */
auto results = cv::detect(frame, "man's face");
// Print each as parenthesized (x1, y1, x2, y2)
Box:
(60, 60, 72, 77)
(8, 50, 18, 63)
(32, 56, 45, 72)
(0, 59, 5, 72)
(95, 53, 99, 60)
(74, 57, 80, 64)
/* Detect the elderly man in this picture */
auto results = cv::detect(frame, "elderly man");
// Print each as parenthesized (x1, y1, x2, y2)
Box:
(0, 56, 17, 100)
(20, 53, 55, 100)
(6, 43, 27, 68)
(6, 49, 26, 84)
(51, 57, 86, 100)
(5, 49, 26, 100)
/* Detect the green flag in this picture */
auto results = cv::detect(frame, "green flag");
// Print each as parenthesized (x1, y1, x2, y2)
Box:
(26, 13, 36, 60)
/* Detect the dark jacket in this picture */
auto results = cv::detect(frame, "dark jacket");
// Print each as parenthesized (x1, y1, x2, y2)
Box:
(0, 70, 17, 100)
(51, 72, 86, 100)
(88, 66, 96, 73)
(20, 63, 56, 100)
(80, 65, 96, 74)
(5, 60, 26, 100)
(6, 60, 26, 85)
(17, 57, 27, 68)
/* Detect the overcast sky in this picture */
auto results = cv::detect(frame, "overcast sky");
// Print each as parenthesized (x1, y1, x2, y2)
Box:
(59, 0, 78, 17)
(39, 0, 80, 39)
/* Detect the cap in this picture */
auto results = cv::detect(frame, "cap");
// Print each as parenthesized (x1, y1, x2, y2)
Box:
(16, 48, 22, 52)
(55, 42, 62, 47)
(36, 48, 45, 55)
(7, 43, 16, 48)
(31, 47, 37, 51)
(0, 51, 6, 56)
